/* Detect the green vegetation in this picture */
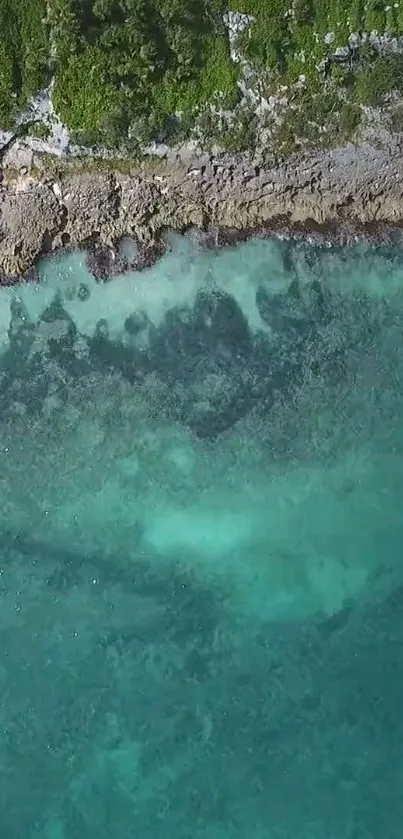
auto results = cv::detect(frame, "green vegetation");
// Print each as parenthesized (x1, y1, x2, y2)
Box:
(355, 53, 403, 105)
(26, 120, 52, 140)
(49, 0, 239, 146)
(267, 92, 363, 160)
(1, 0, 403, 152)
(0, 0, 49, 126)
(235, 0, 397, 79)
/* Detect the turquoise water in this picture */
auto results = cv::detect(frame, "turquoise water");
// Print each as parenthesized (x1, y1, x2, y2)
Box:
(1, 233, 403, 837)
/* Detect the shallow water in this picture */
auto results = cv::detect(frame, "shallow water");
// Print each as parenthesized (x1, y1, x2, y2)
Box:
(1, 233, 403, 837)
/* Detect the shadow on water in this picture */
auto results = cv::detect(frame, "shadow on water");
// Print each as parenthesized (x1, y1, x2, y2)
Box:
(1, 527, 403, 837)
(0, 527, 221, 648)
(2, 244, 403, 836)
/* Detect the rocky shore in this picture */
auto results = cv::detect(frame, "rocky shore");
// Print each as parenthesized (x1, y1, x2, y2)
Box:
(1, 135, 403, 282)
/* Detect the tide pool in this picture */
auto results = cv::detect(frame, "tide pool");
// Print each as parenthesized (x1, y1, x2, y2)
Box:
(0, 234, 402, 838)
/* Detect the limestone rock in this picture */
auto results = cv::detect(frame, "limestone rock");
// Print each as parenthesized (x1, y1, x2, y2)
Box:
(1, 139, 403, 280)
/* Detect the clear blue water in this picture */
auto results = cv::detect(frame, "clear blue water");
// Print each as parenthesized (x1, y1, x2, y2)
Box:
(1, 233, 403, 838)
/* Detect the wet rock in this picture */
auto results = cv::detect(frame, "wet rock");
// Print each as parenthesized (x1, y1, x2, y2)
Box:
(87, 242, 117, 281)
(77, 282, 91, 301)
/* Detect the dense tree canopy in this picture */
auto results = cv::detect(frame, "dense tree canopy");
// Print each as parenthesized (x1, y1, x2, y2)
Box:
(49, 0, 240, 145)
(0, 0, 49, 126)
(0, 0, 403, 146)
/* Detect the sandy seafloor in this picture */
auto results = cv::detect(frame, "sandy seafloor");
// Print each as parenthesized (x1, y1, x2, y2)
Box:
(1, 231, 403, 838)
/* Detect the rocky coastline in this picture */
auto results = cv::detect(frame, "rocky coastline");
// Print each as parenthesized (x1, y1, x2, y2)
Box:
(1, 135, 403, 283)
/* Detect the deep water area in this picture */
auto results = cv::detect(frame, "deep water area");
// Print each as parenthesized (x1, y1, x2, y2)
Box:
(1, 233, 403, 838)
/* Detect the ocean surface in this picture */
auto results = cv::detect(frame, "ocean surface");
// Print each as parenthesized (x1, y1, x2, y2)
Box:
(1, 232, 403, 838)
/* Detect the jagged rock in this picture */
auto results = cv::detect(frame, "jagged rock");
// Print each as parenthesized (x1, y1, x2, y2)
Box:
(1, 140, 403, 279)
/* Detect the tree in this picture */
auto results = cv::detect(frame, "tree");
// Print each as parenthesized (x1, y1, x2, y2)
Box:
(92, 0, 119, 20)
(47, 0, 79, 63)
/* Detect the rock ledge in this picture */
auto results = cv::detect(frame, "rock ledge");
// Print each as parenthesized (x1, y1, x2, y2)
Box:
(1, 139, 403, 281)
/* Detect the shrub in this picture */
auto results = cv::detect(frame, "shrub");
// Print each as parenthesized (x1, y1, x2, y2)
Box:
(338, 101, 361, 135)
(355, 55, 403, 107)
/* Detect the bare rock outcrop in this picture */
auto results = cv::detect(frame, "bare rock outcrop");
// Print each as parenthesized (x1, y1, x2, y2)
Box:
(1, 138, 403, 280)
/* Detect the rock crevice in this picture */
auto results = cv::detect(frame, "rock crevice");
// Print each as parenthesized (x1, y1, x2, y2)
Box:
(1, 139, 403, 280)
